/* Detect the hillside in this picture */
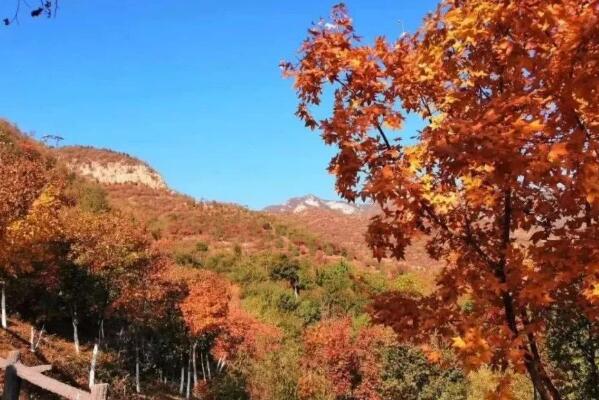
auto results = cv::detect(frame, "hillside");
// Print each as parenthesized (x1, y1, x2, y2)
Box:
(265, 195, 443, 276)
(0, 120, 537, 400)
(55, 146, 389, 270)
(56, 144, 442, 282)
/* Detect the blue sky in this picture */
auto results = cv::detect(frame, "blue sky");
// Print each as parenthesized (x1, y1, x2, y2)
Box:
(0, 0, 437, 209)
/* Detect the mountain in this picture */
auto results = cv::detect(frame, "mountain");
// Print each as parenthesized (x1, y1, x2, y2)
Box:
(56, 146, 168, 190)
(53, 146, 356, 264)
(264, 195, 367, 215)
(0, 123, 449, 399)
(264, 195, 441, 276)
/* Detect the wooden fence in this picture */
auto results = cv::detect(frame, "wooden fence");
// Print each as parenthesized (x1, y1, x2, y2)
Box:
(0, 350, 107, 400)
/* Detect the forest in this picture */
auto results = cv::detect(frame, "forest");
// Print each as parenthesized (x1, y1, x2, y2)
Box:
(1, 0, 599, 399)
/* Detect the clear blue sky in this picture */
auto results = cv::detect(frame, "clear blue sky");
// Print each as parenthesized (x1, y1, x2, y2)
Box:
(0, 0, 437, 209)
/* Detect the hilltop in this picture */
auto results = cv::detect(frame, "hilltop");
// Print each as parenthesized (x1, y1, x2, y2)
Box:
(56, 146, 168, 190)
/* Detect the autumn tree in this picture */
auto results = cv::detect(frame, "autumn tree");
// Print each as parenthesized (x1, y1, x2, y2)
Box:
(0, 122, 65, 328)
(298, 318, 395, 400)
(269, 254, 302, 297)
(284, 2, 599, 399)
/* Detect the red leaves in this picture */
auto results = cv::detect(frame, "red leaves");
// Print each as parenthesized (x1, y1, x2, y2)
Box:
(299, 318, 395, 400)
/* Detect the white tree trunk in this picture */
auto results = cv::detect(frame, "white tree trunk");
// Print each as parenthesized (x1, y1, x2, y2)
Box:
(192, 341, 197, 386)
(135, 344, 141, 393)
(206, 353, 212, 380)
(35, 325, 44, 351)
(179, 366, 185, 395)
(72, 314, 80, 355)
(98, 319, 104, 347)
(200, 352, 206, 382)
(89, 343, 98, 388)
(1, 283, 7, 329)
(30, 327, 35, 352)
(186, 353, 191, 400)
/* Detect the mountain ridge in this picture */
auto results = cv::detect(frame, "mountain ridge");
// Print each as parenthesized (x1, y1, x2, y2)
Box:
(264, 194, 373, 216)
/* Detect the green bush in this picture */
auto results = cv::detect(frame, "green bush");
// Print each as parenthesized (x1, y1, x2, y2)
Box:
(277, 292, 299, 313)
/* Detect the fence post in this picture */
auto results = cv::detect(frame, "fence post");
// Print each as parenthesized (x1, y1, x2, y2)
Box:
(2, 351, 21, 400)
(90, 383, 108, 400)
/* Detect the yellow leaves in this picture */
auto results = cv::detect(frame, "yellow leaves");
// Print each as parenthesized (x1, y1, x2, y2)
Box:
(452, 336, 467, 349)
(6, 185, 63, 243)
(349, 56, 362, 69)
(584, 282, 599, 301)
(429, 113, 446, 130)
(451, 327, 492, 371)
(404, 144, 425, 174)
(421, 175, 458, 215)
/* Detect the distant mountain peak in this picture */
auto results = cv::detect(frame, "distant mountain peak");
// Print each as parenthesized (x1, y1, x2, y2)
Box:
(264, 195, 363, 215)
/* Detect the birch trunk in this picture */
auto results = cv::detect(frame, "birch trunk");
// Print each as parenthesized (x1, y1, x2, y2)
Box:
(192, 341, 197, 386)
(89, 343, 99, 388)
(206, 353, 212, 380)
(186, 351, 191, 400)
(72, 312, 80, 355)
(135, 344, 141, 393)
(35, 325, 44, 351)
(1, 282, 7, 329)
(179, 366, 185, 395)
(30, 327, 35, 352)
(200, 352, 206, 382)
(98, 319, 105, 347)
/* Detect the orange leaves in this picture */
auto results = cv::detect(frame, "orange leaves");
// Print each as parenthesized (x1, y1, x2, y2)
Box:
(546, 143, 568, 163)
(287, 1, 599, 394)
(581, 162, 599, 206)
(61, 207, 151, 275)
(180, 270, 232, 337)
(181, 271, 280, 362)
(451, 327, 492, 370)
(211, 306, 280, 361)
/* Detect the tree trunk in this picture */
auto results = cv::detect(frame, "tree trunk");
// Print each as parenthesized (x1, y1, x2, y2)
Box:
(186, 350, 191, 400)
(135, 344, 141, 393)
(192, 341, 197, 386)
(206, 353, 211, 380)
(97, 319, 104, 347)
(72, 312, 80, 355)
(89, 343, 99, 388)
(34, 325, 44, 352)
(499, 292, 561, 400)
(495, 190, 561, 400)
(2, 282, 7, 329)
(200, 352, 206, 382)
(30, 327, 35, 352)
(179, 366, 185, 395)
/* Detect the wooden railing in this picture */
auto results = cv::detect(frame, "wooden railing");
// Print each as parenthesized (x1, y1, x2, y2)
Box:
(0, 350, 107, 400)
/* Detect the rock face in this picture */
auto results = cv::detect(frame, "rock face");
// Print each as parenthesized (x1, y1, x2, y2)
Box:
(55, 146, 168, 190)
(70, 160, 167, 189)
(264, 195, 367, 215)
